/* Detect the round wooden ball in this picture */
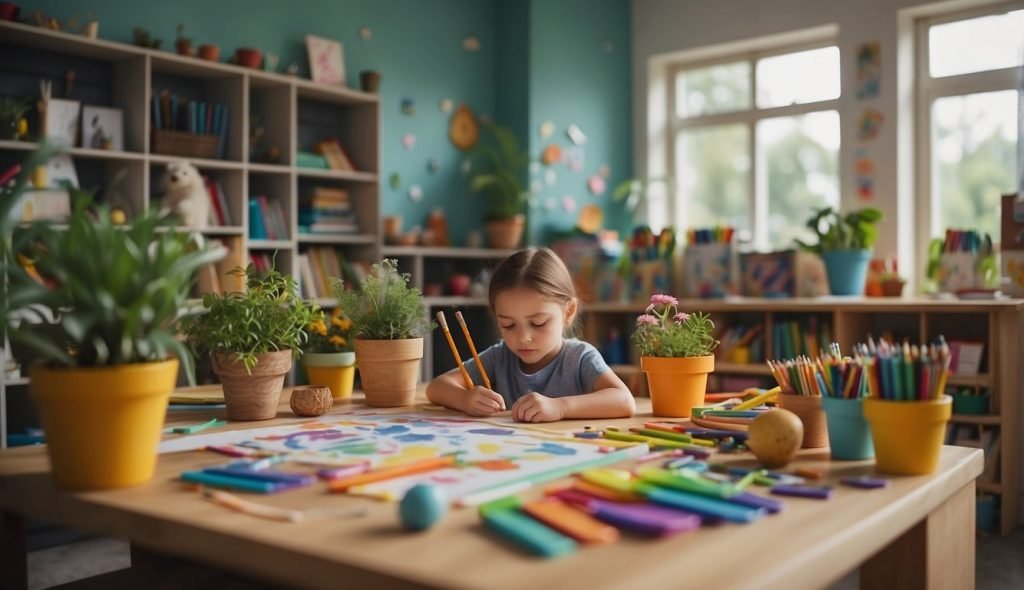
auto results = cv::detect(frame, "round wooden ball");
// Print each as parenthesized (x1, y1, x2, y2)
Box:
(290, 386, 333, 417)
(399, 484, 448, 531)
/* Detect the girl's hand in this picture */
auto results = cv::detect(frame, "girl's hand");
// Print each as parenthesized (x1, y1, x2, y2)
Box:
(511, 392, 565, 423)
(461, 386, 506, 417)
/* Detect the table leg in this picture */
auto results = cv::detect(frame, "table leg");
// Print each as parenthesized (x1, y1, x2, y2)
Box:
(861, 482, 975, 590)
(1, 510, 27, 590)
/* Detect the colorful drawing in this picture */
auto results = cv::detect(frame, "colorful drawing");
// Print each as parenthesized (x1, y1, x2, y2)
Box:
(159, 412, 643, 501)
(856, 41, 881, 99)
(857, 108, 884, 141)
(854, 148, 876, 201)
(306, 35, 345, 86)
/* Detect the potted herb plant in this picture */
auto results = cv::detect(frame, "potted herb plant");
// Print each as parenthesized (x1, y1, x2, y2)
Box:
(469, 123, 529, 249)
(175, 24, 193, 56)
(303, 281, 356, 400)
(1, 149, 224, 490)
(183, 265, 321, 420)
(795, 206, 883, 296)
(633, 294, 718, 417)
(336, 259, 434, 407)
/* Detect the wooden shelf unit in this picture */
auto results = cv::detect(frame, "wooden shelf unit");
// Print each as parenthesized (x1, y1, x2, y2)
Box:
(582, 296, 1023, 535)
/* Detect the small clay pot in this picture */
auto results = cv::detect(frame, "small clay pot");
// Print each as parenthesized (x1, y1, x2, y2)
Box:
(881, 279, 905, 297)
(198, 44, 220, 61)
(235, 47, 262, 69)
(176, 40, 194, 57)
(360, 70, 381, 93)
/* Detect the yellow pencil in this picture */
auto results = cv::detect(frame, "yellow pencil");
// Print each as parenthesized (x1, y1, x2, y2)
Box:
(437, 311, 474, 389)
(455, 310, 491, 390)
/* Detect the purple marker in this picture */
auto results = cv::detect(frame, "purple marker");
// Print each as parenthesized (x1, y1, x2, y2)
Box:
(553, 489, 702, 536)
(728, 492, 784, 514)
(682, 447, 711, 460)
(841, 476, 890, 489)
(770, 484, 833, 500)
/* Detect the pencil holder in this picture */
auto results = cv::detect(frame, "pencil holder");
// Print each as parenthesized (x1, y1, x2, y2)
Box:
(863, 395, 952, 475)
(821, 397, 873, 460)
(777, 394, 829, 448)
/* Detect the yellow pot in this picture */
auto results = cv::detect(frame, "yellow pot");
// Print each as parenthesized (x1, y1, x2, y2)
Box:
(863, 395, 952, 475)
(641, 355, 714, 417)
(304, 352, 356, 399)
(31, 360, 178, 490)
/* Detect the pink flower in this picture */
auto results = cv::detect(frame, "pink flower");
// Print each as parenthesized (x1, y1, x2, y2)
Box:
(636, 314, 659, 326)
(649, 294, 678, 306)
(673, 312, 690, 324)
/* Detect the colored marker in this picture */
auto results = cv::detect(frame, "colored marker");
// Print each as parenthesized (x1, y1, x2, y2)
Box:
(479, 497, 577, 558)
(523, 498, 620, 545)
(181, 471, 297, 494)
(770, 484, 833, 499)
(552, 489, 701, 537)
(840, 476, 890, 489)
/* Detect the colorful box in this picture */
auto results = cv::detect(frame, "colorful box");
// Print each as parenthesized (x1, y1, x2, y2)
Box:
(1001, 194, 1024, 296)
(740, 250, 829, 298)
(682, 243, 734, 298)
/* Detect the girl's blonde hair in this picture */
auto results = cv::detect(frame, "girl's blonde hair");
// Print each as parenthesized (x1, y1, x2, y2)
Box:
(488, 248, 578, 315)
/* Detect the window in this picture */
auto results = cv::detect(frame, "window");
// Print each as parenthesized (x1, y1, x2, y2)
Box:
(667, 43, 841, 250)
(917, 5, 1023, 246)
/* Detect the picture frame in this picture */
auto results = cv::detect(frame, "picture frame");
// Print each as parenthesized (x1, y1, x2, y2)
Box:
(305, 34, 346, 86)
(82, 105, 124, 151)
(43, 98, 81, 147)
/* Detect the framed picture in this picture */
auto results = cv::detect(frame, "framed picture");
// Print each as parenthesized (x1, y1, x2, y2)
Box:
(82, 105, 124, 151)
(44, 153, 79, 189)
(306, 35, 346, 86)
(43, 98, 81, 147)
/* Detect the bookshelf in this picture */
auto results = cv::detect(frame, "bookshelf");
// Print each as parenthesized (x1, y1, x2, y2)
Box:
(582, 296, 1023, 535)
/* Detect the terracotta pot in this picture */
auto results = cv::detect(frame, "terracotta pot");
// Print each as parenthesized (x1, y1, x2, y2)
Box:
(31, 360, 178, 490)
(0, 2, 20, 21)
(383, 215, 402, 238)
(355, 338, 423, 407)
(360, 70, 381, 93)
(198, 44, 220, 61)
(641, 355, 714, 417)
(212, 350, 293, 420)
(176, 40, 194, 57)
(235, 47, 262, 69)
(881, 279, 905, 297)
(484, 214, 525, 249)
(778, 393, 829, 449)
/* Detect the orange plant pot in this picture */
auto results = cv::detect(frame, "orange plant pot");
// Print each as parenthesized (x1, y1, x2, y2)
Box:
(641, 355, 714, 418)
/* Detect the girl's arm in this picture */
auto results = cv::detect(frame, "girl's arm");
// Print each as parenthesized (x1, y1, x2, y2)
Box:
(426, 369, 506, 416)
(560, 371, 636, 419)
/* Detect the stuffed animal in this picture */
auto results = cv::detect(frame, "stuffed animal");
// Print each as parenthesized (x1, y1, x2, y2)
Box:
(161, 160, 209, 229)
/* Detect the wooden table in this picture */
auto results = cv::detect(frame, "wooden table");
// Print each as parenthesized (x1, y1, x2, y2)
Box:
(0, 389, 983, 590)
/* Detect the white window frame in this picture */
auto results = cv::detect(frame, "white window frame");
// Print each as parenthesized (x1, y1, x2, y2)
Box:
(665, 37, 841, 252)
(914, 1, 1024, 267)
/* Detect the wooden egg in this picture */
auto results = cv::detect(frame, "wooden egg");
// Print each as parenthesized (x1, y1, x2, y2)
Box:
(399, 484, 448, 531)
(289, 386, 333, 417)
(747, 409, 804, 469)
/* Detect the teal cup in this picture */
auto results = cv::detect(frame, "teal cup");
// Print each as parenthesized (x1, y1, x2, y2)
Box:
(821, 397, 874, 460)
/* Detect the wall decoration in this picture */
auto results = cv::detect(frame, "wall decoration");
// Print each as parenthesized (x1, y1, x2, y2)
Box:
(82, 105, 123, 151)
(562, 195, 577, 213)
(42, 98, 80, 148)
(544, 168, 557, 186)
(408, 185, 423, 202)
(857, 108, 884, 141)
(305, 35, 346, 86)
(358, 26, 373, 41)
(854, 148, 876, 201)
(439, 98, 453, 114)
(462, 36, 480, 52)
(539, 121, 554, 139)
(389, 173, 401, 190)
(566, 123, 587, 146)
(401, 133, 416, 150)
(541, 144, 562, 165)
(401, 97, 415, 116)
(427, 158, 440, 174)
(587, 175, 606, 196)
(856, 41, 881, 100)
(566, 146, 584, 172)
(449, 105, 479, 151)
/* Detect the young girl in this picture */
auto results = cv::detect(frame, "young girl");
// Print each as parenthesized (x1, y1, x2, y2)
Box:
(426, 248, 635, 422)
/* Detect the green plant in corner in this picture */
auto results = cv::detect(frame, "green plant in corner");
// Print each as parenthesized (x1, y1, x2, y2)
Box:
(794, 206, 883, 253)
(182, 264, 322, 372)
(334, 259, 434, 340)
(469, 123, 529, 221)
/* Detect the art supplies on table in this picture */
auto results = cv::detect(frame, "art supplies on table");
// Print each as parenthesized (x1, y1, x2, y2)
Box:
(855, 336, 951, 402)
(168, 418, 226, 435)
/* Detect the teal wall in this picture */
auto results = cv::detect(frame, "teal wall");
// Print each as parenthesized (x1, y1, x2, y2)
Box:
(20, 0, 630, 245)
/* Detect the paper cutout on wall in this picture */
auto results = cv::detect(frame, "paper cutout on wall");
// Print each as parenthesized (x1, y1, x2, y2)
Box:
(562, 195, 577, 213)
(539, 121, 555, 139)
(440, 98, 453, 114)
(541, 144, 562, 165)
(857, 108, 884, 141)
(463, 36, 480, 52)
(401, 97, 415, 116)
(854, 148, 876, 201)
(449, 105, 479, 151)
(408, 185, 423, 202)
(566, 146, 584, 172)
(544, 168, 557, 187)
(427, 158, 440, 174)
(389, 173, 401, 190)
(401, 134, 416, 150)
(588, 175, 606, 196)
(358, 26, 373, 41)
(856, 41, 881, 99)
(566, 124, 587, 146)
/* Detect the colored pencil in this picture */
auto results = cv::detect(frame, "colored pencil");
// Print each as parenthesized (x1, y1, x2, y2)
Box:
(328, 455, 458, 492)
(202, 487, 304, 523)
(455, 310, 491, 390)
(436, 311, 474, 389)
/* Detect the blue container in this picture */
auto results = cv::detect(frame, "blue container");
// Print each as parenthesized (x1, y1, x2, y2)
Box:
(822, 397, 874, 460)
(976, 494, 997, 532)
(821, 250, 871, 296)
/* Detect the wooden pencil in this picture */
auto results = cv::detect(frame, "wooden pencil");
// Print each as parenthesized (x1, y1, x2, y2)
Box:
(455, 311, 491, 390)
(437, 311, 474, 389)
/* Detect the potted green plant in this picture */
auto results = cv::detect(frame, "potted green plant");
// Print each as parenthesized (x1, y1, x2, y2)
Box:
(182, 265, 321, 420)
(0, 96, 31, 140)
(303, 282, 356, 400)
(175, 24, 193, 56)
(633, 294, 718, 417)
(336, 259, 434, 407)
(795, 206, 883, 296)
(880, 271, 906, 297)
(1, 148, 224, 490)
(469, 123, 529, 249)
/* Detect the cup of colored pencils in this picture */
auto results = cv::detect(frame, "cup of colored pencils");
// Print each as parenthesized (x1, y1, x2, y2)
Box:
(767, 354, 829, 449)
(860, 337, 953, 475)
(803, 343, 875, 460)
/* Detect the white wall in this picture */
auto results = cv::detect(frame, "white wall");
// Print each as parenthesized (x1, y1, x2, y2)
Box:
(632, 0, 1021, 526)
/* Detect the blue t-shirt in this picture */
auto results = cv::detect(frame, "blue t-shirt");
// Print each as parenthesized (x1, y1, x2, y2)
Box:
(462, 339, 611, 406)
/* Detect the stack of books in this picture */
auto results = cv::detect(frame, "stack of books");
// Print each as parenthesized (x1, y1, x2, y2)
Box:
(248, 196, 289, 240)
(194, 237, 245, 295)
(299, 187, 358, 235)
(205, 177, 233, 226)
(297, 247, 368, 299)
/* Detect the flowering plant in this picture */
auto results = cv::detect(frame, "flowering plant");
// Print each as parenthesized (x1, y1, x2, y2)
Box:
(305, 304, 354, 353)
(632, 294, 717, 358)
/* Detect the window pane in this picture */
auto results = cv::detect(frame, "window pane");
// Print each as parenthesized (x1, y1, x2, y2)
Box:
(675, 124, 750, 235)
(758, 111, 840, 249)
(675, 62, 751, 118)
(929, 10, 1024, 77)
(931, 90, 1018, 241)
(756, 47, 840, 108)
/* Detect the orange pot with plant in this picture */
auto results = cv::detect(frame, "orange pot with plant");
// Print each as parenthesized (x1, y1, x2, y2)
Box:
(634, 294, 718, 417)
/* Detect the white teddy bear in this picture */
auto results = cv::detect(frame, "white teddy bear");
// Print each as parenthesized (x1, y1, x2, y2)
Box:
(162, 160, 210, 229)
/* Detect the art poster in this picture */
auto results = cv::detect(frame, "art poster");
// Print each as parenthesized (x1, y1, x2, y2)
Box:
(856, 41, 881, 99)
(857, 108, 884, 142)
(854, 148, 876, 201)
(306, 35, 346, 86)
(158, 412, 643, 501)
